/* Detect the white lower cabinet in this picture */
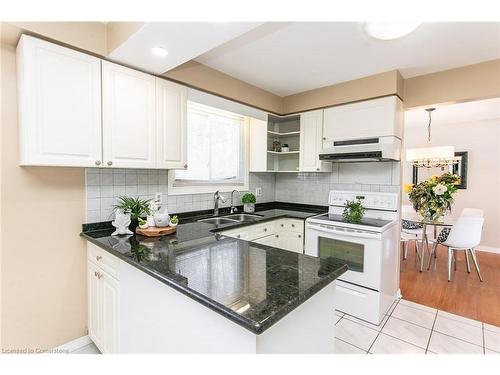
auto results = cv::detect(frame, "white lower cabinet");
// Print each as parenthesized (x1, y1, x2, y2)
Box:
(253, 234, 279, 247)
(221, 218, 304, 253)
(87, 244, 120, 353)
(278, 231, 304, 253)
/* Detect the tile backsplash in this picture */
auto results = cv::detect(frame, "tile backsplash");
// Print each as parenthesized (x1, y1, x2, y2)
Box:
(274, 162, 401, 206)
(85, 163, 400, 223)
(85, 169, 275, 223)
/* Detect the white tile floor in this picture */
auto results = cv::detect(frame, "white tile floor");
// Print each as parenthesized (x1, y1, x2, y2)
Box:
(71, 299, 500, 354)
(334, 299, 500, 354)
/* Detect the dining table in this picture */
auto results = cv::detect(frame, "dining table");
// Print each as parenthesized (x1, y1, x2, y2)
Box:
(401, 214, 457, 272)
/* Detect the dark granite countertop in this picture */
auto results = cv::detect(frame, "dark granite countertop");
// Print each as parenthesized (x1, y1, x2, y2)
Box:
(81, 202, 347, 334)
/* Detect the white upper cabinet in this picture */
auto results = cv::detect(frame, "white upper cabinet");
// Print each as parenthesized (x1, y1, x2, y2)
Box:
(17, 35, 102, 167)
(156, 79, 187, 169)
(102, 61, 156, 169)
(299, 110, 331, 172)
(249, 117, 268, 172)
(322, 96, 403, 148)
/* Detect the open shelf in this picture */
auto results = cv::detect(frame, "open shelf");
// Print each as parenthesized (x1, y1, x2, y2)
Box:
(266, 114, 301, 173)
(267, 150, 300, 155)
(267, 130, 300, 137)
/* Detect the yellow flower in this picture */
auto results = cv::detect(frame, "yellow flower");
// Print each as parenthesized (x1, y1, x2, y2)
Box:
(431, 175, 438, 182)
(403, 183, 413, 193)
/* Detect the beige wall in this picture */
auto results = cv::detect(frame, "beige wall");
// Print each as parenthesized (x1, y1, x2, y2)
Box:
(402, 119, 500, 250)
(0, 42, 87, 350)
(106, 22, 145, 55)
(9, 22, 107, 56)
(163, 60, 284, 114)
(282, 70, 404, 114)
(404, 59, 500, 109)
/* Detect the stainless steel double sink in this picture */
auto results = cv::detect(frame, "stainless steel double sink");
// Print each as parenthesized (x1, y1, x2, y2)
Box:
(198, 213, 262, 225)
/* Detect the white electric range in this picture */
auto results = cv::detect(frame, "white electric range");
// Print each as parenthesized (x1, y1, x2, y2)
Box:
(305, 190, 400, 325)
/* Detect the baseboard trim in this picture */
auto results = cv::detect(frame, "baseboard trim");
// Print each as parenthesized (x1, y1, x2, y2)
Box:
(477, 246, 500, 254)
(55, 335, 92, 352)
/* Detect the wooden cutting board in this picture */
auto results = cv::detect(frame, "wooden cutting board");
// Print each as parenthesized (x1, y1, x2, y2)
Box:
(136, 226, 176, 237)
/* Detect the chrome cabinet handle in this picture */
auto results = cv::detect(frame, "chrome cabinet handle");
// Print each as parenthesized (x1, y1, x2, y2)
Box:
(237, 235, 241, 238)
(292, 224, 295, 228)
(316, 168, 320, 171)
(96, 256, 102, 261)
(107, 161, 113, 166)
(323, 137, 326, 140)
(94, 271, 103, 279)
(184, 164, 188, 169)
(298, 234, 302, 238)
(264, 228, 267, 232)
(280, 224, 284, 227)
(95, 160, 101, 166)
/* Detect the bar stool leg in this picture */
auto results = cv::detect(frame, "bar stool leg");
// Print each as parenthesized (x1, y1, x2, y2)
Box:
(468, 248, 483, 282)
(453, 250, 457, 271)
(403, 241, 408, 260)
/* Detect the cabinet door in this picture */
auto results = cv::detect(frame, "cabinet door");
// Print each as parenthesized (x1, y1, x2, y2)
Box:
(87, 261, 103, 350)
(102, 61, 156, 169)
(156, 79, 187, 169)
(101, 271, 120, 354)
(253, 234, 278, 247)
(249, 118, 268, 172)
(279, 231, 304, 253)
(299, 110, 331, 172)
(17, 35, 102, 167)
(322, 96, 402, 148)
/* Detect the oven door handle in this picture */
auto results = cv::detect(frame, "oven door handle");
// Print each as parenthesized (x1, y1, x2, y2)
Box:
(306, 223, 381, 239)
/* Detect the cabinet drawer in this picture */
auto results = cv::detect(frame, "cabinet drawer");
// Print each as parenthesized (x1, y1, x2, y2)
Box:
(276, 219, 304, 234)
(87, 242, 120, 280)
(250, 222, 275, 239)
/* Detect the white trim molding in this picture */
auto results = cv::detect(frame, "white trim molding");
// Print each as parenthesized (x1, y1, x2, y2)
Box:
(54, 335, 92, 353)
(477, 246, 500, 254)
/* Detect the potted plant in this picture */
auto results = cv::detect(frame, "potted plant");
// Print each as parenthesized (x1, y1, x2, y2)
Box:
(342, 199, 366, 223)
(169, 215, 179, 228)
(241, 193, 256, 213)
(405, 173, 460, 222)
(113, 196, 152, 232)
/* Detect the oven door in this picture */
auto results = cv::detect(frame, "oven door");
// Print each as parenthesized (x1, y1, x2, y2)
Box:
(305, 222, 382, 291)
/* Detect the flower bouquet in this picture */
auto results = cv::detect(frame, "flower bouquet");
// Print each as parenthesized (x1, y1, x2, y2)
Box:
(404, 173, 460, 222)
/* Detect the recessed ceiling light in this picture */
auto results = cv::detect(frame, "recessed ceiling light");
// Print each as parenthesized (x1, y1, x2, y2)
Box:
(364, 22, 421, 40)
(151, 47, 168, 57)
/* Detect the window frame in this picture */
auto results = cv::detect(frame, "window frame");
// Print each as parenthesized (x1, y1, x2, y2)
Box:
(168, 102, 250, 196)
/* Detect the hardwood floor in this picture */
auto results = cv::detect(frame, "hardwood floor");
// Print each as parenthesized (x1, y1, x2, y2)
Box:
(400, 242, 500, 327)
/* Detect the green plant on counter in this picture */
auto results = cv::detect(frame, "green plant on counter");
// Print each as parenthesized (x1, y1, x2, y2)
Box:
(342, 199, 366, 224)
(241, 193, 256, 204)
(170, 215, 179, 224)
(113, 196, 152, 220)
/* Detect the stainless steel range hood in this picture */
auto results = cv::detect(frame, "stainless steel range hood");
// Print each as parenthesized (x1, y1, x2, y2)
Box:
(319, 136, 401, 162)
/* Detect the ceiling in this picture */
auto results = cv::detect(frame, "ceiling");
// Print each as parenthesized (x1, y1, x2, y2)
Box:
(108, 22, 262, 74)
(195, 22, 500, 96)
(404, 97, 500, 128)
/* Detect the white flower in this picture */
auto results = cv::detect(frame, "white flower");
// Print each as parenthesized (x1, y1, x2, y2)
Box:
(432, 184, 448, 196)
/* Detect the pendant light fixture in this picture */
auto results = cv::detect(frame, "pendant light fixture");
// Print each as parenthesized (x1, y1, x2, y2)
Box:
(406, 108, 460, 169)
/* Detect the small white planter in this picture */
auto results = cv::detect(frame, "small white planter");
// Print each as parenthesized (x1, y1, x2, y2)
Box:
(243, 203, 255, 213)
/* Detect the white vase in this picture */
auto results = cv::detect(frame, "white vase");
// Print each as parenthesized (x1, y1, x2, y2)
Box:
(154, 212, 170, 227)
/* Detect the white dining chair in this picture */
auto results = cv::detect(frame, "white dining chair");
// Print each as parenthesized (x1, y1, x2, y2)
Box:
(400, 205, 435, 262)
(427, 208, 484, 270)
(440, 216, 484, 282)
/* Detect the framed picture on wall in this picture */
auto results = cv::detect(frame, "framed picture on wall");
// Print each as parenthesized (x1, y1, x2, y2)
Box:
(412, 151, 468, 189)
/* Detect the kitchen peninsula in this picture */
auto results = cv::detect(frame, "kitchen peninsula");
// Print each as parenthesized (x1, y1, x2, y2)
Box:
(81, 207, 348, 354)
